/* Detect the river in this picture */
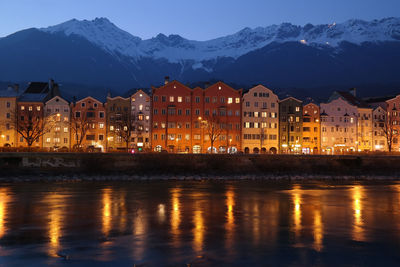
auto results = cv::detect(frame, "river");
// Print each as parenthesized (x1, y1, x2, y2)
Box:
(0, 181, 400, 266)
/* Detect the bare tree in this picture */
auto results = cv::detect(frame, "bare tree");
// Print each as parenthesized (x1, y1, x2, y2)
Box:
(113, 110, 133, 150)
(15, 110, 57, 149)
(202, 115, 223, 154)
(70, 110, 91, 150)
(380, 111, 400, 152)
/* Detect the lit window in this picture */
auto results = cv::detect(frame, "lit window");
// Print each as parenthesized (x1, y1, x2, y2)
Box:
(228, 97, 233, 104)
(235, 98, 240, 103)
(28, 106, 32, 111)
(110, 126, 114, 131)
(139, 94, 143, 97)
(37, 106, 41, 111)
(123, 126, 128, 131)
(64, 127, 68, 133)
(99, 123, 104, 129)
(139, 104, 143, 111)
(295, 107, 300, 112)
(169, 96, 174, 102)
(46, 138, 51, 143)
(132, 97, 136, 102)
(178, 96, 182, 102)
(21, 106, 25, 110)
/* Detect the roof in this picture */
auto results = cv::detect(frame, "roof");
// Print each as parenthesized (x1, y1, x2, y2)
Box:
(25, 82, 51, 94)
(330, 91, 370, 108)
(0, 89, 19, 98)
(18, 93, 48, 102)
(279, 96, 303, 103)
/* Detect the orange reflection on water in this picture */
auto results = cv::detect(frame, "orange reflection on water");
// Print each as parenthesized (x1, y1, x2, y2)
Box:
(0, 188, 10, 239)
(193, 207, 204, 253)
(170, 188, 181, 247)
(313, 207, 323, 251)
(292, 185, 302, 237)
(133, 208, 147, 260)
(225, 188, 235, 250)
(352, 185, 365, 241)
(46, 193, 65, 257)
(102, 188, 112, 237)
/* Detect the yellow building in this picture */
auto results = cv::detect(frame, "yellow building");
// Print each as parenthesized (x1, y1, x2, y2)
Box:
(0, 85, 18, 147)
(302, 103, 320, 154)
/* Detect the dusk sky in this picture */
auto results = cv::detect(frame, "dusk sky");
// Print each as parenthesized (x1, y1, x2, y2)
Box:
(1, 0, 400, 40)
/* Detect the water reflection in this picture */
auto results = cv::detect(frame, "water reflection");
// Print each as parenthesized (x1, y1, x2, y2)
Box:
(170, 188, 181, 247)
(0, 188, 10, 239)
(102, 188, 112, 237)
(46, 193, 65, 257)
(133, 208, 147, 260)
(292, 185, 302, 238)
(225, 188, 235, 250)
(352, 185, 365, 241)
(313, 204, 323, 251)
(192, 193, 205, 253)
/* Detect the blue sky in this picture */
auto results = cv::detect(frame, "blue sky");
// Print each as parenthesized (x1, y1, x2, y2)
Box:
(0, 0, 399, 40)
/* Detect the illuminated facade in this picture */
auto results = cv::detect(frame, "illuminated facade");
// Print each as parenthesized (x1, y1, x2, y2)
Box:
(151, 79, 241, 153)
(320, 98, 357, 154)
(385, 95, 400, 152)
(302, 103, 320, 154)
(43, 96, 70, 151)
(0, 85, 18, 147)
(279, 97, 303, 154)
(106, 95, 131, 151)
(242, 85, 279, 154)
(130, 90, 151, 151)
(372, 106, 388, 151)
(71, 97, 106, 151)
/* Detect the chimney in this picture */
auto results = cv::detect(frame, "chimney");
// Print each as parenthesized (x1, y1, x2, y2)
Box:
(49, 79, 54, 90)
(164, 76, 170, 85)
(349, 88, 356, 97)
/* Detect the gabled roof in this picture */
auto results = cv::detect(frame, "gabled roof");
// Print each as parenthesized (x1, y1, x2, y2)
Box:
(320, 111, 328, 116)
(25, 82, 50, 94)
(330, 91, 370, 108)
(18, 93, 48, 102)
(279, 96, 302, 103)
(75, 96, 103, 104)
(152, 80, 192, 94)
(0, 87, 19, 98)
(205, 81, 242, 94)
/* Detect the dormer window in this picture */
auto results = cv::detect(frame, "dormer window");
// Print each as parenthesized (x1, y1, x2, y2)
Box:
(81, 103, 85, 107)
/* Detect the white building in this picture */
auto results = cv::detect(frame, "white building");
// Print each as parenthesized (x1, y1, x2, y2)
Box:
(242, 85, 279, 154)
(43, 96, 70, 151)
(372, 106, 388, 151)
(130, 89, 151, 151)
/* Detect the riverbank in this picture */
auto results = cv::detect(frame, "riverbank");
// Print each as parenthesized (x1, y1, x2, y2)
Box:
(1, 153, 400, 181)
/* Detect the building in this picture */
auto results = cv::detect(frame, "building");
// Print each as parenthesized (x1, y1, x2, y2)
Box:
(0, 85, 19, 147)
(242, 85, 279, 154)
(16, 81, 60, 148)
(279, 97, 303, 154)
(329, 89, 373, 152)
(372, 106, 388, 151)
(302, 103, 320, 154)
(151, 78, 242, 153)
(320, 97, 358, 154)
(43, 96, 70, 151)
(385, 94, 400, 152)
(202, 82, 242, 153)
(106, 94, 131, 151)
(70, 96, 106, 151)
(130, 89, 151, 151)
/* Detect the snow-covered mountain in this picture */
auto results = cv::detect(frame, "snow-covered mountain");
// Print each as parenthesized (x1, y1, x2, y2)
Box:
(41, 17, 400, 67)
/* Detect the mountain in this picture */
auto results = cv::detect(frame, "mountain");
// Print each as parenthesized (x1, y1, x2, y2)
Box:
(1, 17, 400, 99)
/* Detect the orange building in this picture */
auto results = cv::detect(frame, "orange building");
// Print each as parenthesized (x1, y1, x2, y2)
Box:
(151, 78, 242, 153)
(302, 103, 321, 154)
(70, 96, 106, 151)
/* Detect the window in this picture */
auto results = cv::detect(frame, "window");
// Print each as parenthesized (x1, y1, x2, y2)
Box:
(86, 135, 95, 141)
(99, 135, 104, 141)
(295, 106, 300, 112)
(186, 109, 190, 116)
(110, 126, 114, 131)
(81, 103, 85, 107)
(46, 138, 51, 143)
(162, 96, 166, 102)
(194, 134, 201, 140)
(205, 97, 210, 103)
(99, 123, 104, 129)
(99, 111, 104, 118)
(94, 103, 98, 108)
(64, 138, 68, 144)
(36, 106, 41, 111)
(235, 98, 240, 104)
(169, 96, 174, 102)
(246, 102, 250, 107)
(228, 98, 233, 104)
(195, 96, 200, 103)
(178, 96, 182, 102)
(186, 96, 191, 103)
(21, 106, 25, 110)
(153, 109, 158, 115)
(154, 96, 158, 102)
(28, 106, 32, 111)
(139, 104, 143, 111)
(54, 138, 60, 143)
(75, 111, 81, 118)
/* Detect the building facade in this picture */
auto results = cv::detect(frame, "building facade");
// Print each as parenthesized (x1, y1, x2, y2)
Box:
(152, 79, 241, 153)
(0, 85, 18, 147)
(302, 103, 320, 154)
(242, 85, 279, 154)
(320, 98, 358, 154)
(372, 106, 388, 151)
(130, 90, 151, 151)
(385, 95, 400, 152)
(43, 96, 70, 151)
(279, 97, 303, 154)
(71, 97, 106, 151)
(106, 95, 131, 151)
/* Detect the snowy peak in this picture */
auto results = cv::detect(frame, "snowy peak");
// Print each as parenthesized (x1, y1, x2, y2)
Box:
(40, 17, 400, 65)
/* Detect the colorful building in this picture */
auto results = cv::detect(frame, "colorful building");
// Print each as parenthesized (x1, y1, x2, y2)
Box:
(130, 89, 151, 151)
(279, 97, 303, 154)
(0, 85, 18, 147)
(106, 94, 131, 151)
(385, 94, 400, 152)
(372, 106, 388, 151)
(242, 85, 279, 154)
(302, 103, 320, 154)
(70, 96, 106, 151)
(43, 96, 70, 151)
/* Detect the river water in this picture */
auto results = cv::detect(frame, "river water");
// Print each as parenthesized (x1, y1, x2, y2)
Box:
(0, 181, 400, 266)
